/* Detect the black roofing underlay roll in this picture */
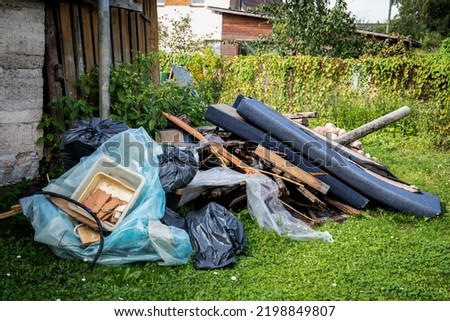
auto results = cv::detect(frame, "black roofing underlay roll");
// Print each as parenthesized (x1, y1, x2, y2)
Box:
(235, 97, 442, 218)
(204, 103, 369, 209)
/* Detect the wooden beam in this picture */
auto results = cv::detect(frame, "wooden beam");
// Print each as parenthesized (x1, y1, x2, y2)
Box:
(283, 111, 318, 119)
(80, 0, 143, 12)
(253, 145, 330, 195)
(161, 112, 259, 175)
(323, 196, 364, 215)
(0, 205, 22, 219)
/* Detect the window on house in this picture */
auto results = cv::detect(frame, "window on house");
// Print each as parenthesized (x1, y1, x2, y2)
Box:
(157, 0, 165, 6)
(191, 0, 205, 6)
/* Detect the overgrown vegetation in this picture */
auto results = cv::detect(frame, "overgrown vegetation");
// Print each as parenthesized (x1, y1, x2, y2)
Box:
(36, 41, 449, 180)
(249, 0, 362, 57)
(163, 43, 449, 148)
(37, 54, 208, 178)
(392, 0, 450, 49)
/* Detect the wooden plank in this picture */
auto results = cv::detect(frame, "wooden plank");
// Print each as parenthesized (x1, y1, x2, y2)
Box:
(44, 4, 64, 131)
(91, 4, 99, 65)
(323, 196, 364, 215)
(110, 7, 122, 64)
(58, 1, 77, 97)
(296, 185, 326, 207)
(0, 205, 22, 219)
(147, 0, 159, 83)
(129, 8, 138, 61)
(120, 8, 131, 62)
(253, 145, 330, 195)
(162, 112, 259, 174)
(71, 3, 86, 80)
(284, 111, 318, 119)
(147, 0, 158, 53)
(47, 196, 99, 230)
(135, 0, 145, 55)
(279, 200, 315, 225)
(75, 224, 101, 246)
(110, 0, 142, 11)
(143, 0, 150, 54)
(80, 4, 95, 72)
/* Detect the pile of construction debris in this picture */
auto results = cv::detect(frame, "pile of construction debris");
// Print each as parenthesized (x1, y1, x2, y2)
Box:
(160, 111, 361, 229)
(13, 94, 441, 269)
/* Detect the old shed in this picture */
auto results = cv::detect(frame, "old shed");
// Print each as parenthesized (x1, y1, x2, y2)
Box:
(0, 0, 160, 186)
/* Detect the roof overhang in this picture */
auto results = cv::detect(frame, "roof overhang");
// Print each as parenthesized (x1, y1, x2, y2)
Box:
(207, 6, 265, 19)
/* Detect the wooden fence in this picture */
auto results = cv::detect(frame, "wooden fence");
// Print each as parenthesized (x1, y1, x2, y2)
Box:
(45, 0, 159, 103)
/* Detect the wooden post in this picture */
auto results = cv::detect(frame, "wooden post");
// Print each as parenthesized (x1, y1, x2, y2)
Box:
(334, 106, 411, 146)
(98, 0, 111, 118)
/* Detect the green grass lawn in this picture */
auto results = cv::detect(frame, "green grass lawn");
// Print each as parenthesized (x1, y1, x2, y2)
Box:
(1, 134, 449, 301)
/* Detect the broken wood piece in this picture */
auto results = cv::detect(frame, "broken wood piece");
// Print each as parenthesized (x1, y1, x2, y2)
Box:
(323, 196, 364, 215)
(296, 185, 327, 208)
(284, 111, 318, 119)
(210, 142, 260, 174)
(0, 204, 22, 219)
(228, 194, 247, 209)
(273, 175, 290, 197)
(82, 188, 103, 210)
(162, 111, 259, 174)
(279, 199, 314, 224)
(201, 183, 244, 199)
(47, 196, 99, 230)
(75, 224, 100, 246)
(254, 145, 330, 194)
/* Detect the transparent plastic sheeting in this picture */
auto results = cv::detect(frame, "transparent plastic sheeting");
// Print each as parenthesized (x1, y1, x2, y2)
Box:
(20, 128, 193, 265)
(178, 167, 333, 242)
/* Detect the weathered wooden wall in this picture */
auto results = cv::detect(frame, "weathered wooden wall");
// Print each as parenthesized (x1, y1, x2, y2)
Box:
(221, 12, 272, 56)
(221, 13, 272, 41)
(46, 0, 159, 102)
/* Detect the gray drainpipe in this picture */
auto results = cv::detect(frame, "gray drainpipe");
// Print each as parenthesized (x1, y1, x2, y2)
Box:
(98, 0, 111, 118)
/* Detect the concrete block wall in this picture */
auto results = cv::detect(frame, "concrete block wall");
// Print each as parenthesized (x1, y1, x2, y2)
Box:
(0, 0, 45, 186)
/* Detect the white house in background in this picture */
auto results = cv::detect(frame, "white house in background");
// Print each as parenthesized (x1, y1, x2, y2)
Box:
(157, 0, 281, 55)
(157, 0, 229, 53)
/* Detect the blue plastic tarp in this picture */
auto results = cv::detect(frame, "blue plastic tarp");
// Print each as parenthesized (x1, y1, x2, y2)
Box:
(20, 127, 193, 265)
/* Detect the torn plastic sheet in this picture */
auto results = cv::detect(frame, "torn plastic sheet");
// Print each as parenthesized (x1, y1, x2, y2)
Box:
(20, 127, 193, 265)
(177, 167, 333, 242)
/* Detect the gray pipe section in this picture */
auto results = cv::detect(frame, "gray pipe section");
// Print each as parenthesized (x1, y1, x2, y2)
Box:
(334, 106, 411, 146)
(98, 0, 111, 118)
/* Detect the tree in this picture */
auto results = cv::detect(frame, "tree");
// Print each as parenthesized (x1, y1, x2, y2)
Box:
(249, 0, 362, 57)
(392, 0, 450, 47)
(158, 12, 211, 54)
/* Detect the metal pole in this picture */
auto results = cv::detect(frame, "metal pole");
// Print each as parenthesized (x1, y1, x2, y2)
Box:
(334, 106, 411, 146)
(386, 0, 393, 33)
(98, 0, 111, 118)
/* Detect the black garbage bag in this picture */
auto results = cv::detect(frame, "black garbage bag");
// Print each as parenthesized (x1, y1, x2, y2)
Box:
(161, 207, 187, 231)
(186, 202, 247, 270)
(59, 118, 129, 171)
(158, 145, 198, 193)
